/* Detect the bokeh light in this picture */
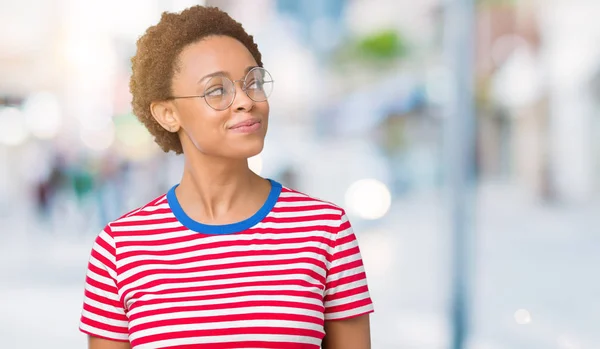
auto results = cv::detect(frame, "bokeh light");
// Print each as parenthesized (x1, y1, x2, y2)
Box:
(22, 92, 63, 140)
(0, 107, 29, 146)
(344, 178, 392, 220)
(514, 309, 532, 325)
(80, 122, 116, 151)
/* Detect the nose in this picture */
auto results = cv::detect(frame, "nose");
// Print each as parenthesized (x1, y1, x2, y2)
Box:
(231, 81, 254, 112)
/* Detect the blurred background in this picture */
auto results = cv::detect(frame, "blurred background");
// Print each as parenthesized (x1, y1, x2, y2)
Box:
(1, 0, 599, 348)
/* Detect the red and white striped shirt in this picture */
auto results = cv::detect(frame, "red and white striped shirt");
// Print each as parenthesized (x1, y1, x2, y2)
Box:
(80, 179, 374, 348)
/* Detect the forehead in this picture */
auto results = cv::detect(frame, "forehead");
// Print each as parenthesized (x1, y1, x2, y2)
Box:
(176, 35, 257, 79)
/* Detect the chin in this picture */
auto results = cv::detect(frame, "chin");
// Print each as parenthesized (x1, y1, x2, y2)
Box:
(232, 142, 264, 160)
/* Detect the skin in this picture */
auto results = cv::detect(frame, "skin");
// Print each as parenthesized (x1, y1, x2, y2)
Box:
(89, 35, 371, 349)
(323, 314, 371, 349)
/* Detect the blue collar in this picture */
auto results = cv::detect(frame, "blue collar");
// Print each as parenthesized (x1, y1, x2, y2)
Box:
(167, 179, 282, 235)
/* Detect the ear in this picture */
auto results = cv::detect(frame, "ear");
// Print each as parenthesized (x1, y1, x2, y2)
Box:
(150, 100, 181, 133)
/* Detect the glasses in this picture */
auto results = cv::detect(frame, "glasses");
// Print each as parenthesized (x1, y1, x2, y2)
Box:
(167, 67, 274, 111)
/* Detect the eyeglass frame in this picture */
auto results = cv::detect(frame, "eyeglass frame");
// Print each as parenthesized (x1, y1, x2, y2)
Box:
(165, 67, 274, 111)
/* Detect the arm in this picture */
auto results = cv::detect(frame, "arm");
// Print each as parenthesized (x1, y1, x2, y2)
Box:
(80, 227, 131, 345)
(322, 211, 374, 349)
(89, 336, 131, 349)
(322, 314, 371, 349)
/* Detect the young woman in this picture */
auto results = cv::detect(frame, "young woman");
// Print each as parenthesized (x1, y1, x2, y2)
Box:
(79, 6, 373, 349)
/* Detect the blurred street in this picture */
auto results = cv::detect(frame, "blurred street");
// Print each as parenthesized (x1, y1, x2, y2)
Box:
(2, 0, 600, 348)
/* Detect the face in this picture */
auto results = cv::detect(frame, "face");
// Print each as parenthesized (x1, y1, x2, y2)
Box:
(154, 35, 270, 159)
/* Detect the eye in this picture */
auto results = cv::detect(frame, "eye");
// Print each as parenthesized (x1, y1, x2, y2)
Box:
(246, 79, 263, 90)
(205, 86, 225, 97)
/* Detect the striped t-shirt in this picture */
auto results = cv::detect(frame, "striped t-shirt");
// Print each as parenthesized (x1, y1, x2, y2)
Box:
(79, 179, 374, 348)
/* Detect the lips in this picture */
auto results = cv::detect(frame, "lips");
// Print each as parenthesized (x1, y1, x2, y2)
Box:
(229, 118, 260, 129)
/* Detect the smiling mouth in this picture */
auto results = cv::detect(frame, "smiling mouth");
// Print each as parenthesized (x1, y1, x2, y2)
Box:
(229, 119, 260, 129)
(228, 119, 262, 133)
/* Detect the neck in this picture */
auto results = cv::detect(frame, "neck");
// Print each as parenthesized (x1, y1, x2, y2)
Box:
(176, 150, 266, 222)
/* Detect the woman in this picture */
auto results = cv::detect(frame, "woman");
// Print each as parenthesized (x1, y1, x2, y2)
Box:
(79, 5, 373, 349)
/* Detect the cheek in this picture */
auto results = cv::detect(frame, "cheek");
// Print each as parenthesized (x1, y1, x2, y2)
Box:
(179, 104, 226, 146)
(258, 102, 270, 121)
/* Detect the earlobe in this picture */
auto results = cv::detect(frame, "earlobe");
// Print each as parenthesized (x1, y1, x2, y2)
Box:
(150, 101, 181, 133)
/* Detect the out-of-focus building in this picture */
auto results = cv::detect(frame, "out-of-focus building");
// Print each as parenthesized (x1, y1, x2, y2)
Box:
(474, 0, 600, 203)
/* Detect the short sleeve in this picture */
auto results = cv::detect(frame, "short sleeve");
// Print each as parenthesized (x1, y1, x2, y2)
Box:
(79, 226, 130, 341)
(324, 211, 375, 320)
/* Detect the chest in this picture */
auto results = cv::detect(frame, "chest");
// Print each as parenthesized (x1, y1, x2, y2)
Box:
(114, 232, 331, 347)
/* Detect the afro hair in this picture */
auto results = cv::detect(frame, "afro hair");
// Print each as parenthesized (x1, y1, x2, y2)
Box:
(129, 6, 263, 154)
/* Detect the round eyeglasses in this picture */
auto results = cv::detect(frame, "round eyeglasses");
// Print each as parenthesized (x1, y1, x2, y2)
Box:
(167, 67, 274, 111)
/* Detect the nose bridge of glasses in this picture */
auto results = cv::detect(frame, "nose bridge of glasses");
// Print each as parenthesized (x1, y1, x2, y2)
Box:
(231, 77, 258, 101)
(226, 78, 253, 107)
(232, 77, 253, 92)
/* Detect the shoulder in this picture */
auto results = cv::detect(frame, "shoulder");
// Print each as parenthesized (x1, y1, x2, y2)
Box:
(104, 191, 171, 235)
(277, 186, 356, 247)
(87, 192, 171, 265)
(278, 185, 348, 220)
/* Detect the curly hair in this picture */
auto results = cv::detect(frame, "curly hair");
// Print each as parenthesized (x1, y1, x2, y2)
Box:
(130, 6, 263, 154)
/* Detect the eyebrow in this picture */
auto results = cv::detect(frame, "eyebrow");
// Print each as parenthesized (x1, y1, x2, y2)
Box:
(197, 66, 259, 84)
